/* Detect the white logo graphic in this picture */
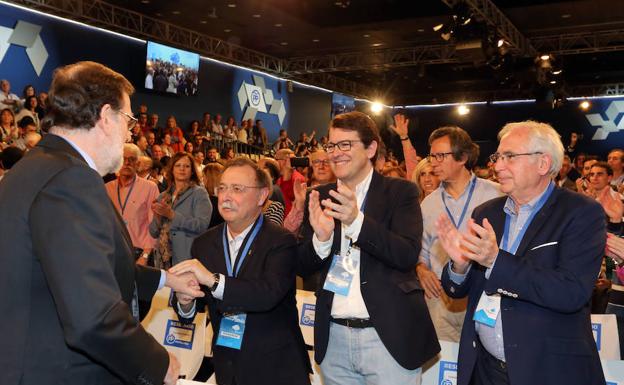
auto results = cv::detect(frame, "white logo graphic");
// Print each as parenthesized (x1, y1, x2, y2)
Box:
(237, 74, 286, 125)
(585, 101, 624, 140)
(0, 21, 48, 76)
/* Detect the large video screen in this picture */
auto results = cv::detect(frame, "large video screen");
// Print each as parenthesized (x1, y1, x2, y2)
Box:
(145, 41, 199, 96)
(331, 92, 355, 117)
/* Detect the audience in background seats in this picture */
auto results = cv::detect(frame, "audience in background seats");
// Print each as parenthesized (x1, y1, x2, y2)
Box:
(275, 148, 306, 217)
(0, 108, 16, 146)
(164, 115, 186, 153)
(556, 155, 576, 190)
(0, 79, 20, 112)
(202, 162, 225, 228)
(608, 148, 624, 189)
(576, 156, 599, 193)
(12, 116, 38, 151)
(15, 95, 41, 131)
(149, 152, 212, 269)
(411, 158, 440, 203)
(137, 155, 153, 179)
(105, 143, 159, 266)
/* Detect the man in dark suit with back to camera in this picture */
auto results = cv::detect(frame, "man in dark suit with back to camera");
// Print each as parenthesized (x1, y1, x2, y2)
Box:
(169, 157, 311, 385)
(437, 120, 606, 385)
(297, 111, 440, 385)
(0, 61, 204, 385)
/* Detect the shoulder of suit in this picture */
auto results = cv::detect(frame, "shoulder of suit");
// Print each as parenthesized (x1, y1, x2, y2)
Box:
(472, 195, 508, 217)
(262, 219, 296, 238)
(193, 223, 223, 244)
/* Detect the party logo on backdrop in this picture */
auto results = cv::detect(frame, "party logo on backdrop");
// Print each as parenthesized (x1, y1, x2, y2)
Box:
(237, 74, 286, 126)
(585, 100, 624, 140)
(0, 20, 48, 76)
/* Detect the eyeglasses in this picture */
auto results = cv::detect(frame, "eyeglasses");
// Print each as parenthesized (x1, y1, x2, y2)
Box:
(324, 140, 362, 153)
(427, 152, 453, 162)
(123, 156, 138, 163)
(116, 110, 138, 131)
(216, 184, 263, 195)
(311, 159, 330, 166)
(489, 151, 543, 164)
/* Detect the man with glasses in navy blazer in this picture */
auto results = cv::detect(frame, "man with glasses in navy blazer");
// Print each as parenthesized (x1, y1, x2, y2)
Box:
(437, 120, 605, 385)
(298, 111, 440, 385)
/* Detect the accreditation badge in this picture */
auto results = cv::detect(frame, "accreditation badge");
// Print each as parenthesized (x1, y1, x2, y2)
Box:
(215, 313, 247, 350)
(323, 253, 359, 296)
(473, 292, 501, 327)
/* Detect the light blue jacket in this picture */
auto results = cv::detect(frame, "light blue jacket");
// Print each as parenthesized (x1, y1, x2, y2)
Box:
(150, 185, 212, 265)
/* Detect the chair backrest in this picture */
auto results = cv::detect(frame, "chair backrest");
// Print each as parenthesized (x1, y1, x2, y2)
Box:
(590, 313, 621, 360)
(141, 287, 206, 380)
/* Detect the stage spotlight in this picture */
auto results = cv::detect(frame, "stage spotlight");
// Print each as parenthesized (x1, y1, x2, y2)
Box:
(433, 23, 444, 32)
(457, 104, 470, 115)
(540, 54, 550, 61)
(371, 102, 383, 114)
(580, 100, 591, 110)
(497, 38, 505, 48)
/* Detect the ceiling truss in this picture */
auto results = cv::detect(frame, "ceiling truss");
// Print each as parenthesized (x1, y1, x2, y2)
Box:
(5, 0, 624, 102)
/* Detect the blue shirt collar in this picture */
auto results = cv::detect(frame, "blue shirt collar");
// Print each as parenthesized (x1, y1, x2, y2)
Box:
(504, 181, 554, 216)
(56, 135, 98, 172)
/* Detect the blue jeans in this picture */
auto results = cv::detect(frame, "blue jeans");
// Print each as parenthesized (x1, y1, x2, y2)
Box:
(319, 322, 422, 385)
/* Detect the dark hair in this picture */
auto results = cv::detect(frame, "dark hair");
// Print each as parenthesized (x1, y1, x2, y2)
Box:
(591, 161, 613, 176)
(165, 152, 203, 188)
(18, 116, 35, 129)
(329, 111, 381, 162)
(22, 84, 35, 99)
(25, 95, 37, 109)
(41, 61, 134, 132)
(223, 157, 272, 196)
(262, 159, 280, 182)
(428, 126, 479, 169)
(1, 147, 24, 169)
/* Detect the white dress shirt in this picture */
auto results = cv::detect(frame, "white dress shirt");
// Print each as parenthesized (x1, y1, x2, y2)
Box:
(312, 167, 373, 319)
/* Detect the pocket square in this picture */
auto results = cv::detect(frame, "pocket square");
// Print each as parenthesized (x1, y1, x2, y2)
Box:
(530, 241, 558, 251)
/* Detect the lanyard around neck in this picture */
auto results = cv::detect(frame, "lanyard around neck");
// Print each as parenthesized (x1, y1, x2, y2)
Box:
(222, 215, 264, 277)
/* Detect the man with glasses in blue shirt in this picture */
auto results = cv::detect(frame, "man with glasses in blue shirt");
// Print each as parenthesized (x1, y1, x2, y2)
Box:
(419, 125, 501, 343)
(298, 111, 439, 385)
(437, 120, 605, 385)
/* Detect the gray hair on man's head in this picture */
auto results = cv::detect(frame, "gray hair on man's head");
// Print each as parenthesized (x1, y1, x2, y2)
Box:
(498, 120, 564, 178)
(123, 143, 141, 159)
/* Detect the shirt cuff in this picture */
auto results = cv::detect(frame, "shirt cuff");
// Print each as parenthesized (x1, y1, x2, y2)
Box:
(312, 233, 333, 260)
(158, 270, 166, 290)
(211, 274, 226, 300)
(343, 211, 364, 242)
(177, 300, 196, 319)
(447, 262, 472, 285)
(485, 255, 499, 279)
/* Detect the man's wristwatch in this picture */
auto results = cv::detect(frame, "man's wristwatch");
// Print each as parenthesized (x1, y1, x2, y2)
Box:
(210, 273, 220, 292)
(400, 136, 409, 141)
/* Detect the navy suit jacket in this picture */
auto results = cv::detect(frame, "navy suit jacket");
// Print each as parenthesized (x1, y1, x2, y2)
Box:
(298, 171, 440, 370)
(0, 134, 168, 385)
(442, 187, 606, 385)
(175, 219, 311, 385)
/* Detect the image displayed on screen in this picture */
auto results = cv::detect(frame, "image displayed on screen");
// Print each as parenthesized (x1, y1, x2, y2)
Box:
(145, 41, 199, 96)
(332, 93, 355, 117)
